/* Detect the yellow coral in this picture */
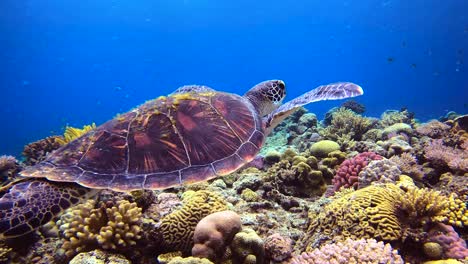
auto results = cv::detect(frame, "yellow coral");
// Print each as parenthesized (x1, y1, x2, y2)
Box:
(167, 256, 214, 264)
(445, 194, 468, 227)
(58, 199, 142, 257)
(159, 190, 228, 252)
(230, 228, 265, 264)
(398, 187, 450, 225)
(306, 184, 404, 249)
(0, 242, 11, 263)
(320, 108, 373, 141)
(56, 123, 96, 145)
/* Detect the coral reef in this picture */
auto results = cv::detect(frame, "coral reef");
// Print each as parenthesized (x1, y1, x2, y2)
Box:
(331, 152, 383, 192)
(58, 199, 142, 257)
(290, 238, 404, 264)
(416, 120, 451, 138)
(0, 155, 19, 183)
(424, 139, 468, 172)
(192, 210, 242, 262)
(340, 100, 366, 114)
(309, 140, 340, 158)
(380, 109, 415, 127)
(22, 135, 63, 165)
(230, 228, 265, 264)
(424, 223, 468, 260)
(357, 159, 401, 188)
(264, 233, 293, 262)
(69, 249, 131, 264)
(158, 190, 228, 253)
(55, 123, 97, 145)
(320, 107, 374, 143)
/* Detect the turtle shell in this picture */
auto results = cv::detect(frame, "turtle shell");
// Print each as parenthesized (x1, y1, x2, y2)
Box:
(20, 91, 264, 191)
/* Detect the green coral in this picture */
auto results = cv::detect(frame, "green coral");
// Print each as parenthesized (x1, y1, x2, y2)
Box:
(241, 188, 259, 202)
(320, 108, 374, 142)
(159, 190, 228, 253)
(309, 140, 340, 158)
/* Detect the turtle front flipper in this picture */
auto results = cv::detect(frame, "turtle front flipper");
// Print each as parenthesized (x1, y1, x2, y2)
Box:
(264, 82, 363, 135)
(0, 179, 94, 239)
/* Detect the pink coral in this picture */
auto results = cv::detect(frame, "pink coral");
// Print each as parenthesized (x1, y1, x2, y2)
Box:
(426, 223, 468, 260)
(331, 152, 382, 193)
(416, 120, 451, 138)
(289, 238, 404, 264)
(424, 139, 468, 172)
(264, 233, 293, 262)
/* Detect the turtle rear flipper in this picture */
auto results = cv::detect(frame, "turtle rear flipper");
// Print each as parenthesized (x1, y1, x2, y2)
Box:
(264, 82, 363, 135)
(0, 180, 93, 239)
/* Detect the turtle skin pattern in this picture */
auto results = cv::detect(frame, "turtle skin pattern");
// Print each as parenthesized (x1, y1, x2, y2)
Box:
(20, 92, 264, 191)
(0, 179, 90, 238)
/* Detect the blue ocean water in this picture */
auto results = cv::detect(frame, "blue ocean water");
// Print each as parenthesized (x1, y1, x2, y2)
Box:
(0, 0, 467, 156)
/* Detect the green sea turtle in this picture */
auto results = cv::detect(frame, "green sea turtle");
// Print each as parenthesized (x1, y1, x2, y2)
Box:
(0, 80, 363, 239)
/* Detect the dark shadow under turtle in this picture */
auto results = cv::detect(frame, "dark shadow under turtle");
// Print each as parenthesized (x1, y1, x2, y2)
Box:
(0, 80, 363, 239)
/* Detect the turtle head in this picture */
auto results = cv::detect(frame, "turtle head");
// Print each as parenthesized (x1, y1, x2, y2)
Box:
(244, 80, 286, 117)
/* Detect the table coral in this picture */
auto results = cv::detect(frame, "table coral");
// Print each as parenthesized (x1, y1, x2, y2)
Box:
(159, 190, 228, 253)
(331, 152, 383, 193)
(58, 199, 142, 257)
(290, 238, 404, 264)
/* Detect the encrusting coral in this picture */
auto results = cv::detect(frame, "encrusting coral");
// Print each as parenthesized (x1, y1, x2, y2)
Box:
(57, 199, 142, 257)
(290, 238, 404, 264)
(158, 190, 228, 253)
(264, 233, 293, 262)
(424, 223, 468, 260)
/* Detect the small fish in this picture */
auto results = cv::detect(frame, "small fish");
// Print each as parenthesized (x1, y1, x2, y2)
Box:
(387, 57, 394, 63)
(402, 41, 407, 47)
(411, 63, 417, 68)
(115, 86, 122, 91)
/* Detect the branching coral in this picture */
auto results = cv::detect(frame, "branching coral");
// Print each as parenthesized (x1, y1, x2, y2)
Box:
(0, 155, 19, 183)
(390, 153, 424, 181)
(380, 109, 414, 127)
(58, 199, 142, 257)
(319, 108, 374, 142)
(424, 139, 468, 172)
(290, 238, 404, 264)
(55, 123, 97, 145)
(158, 190, 228, 253)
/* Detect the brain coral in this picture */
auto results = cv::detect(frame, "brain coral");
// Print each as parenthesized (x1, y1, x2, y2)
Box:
(192, 210, 241, 262)
(304, 182, 454, 249)
(158, 190, 228, 253)
(58, 199, 142, 257)
(290, 238, 404, 264)
(331, 152, 383, 193)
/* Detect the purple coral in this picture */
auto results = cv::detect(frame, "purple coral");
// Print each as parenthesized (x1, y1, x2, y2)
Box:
(426, 223, 468, 260)
(289, 238, 404, 264)
(424, 139, 468, 172)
